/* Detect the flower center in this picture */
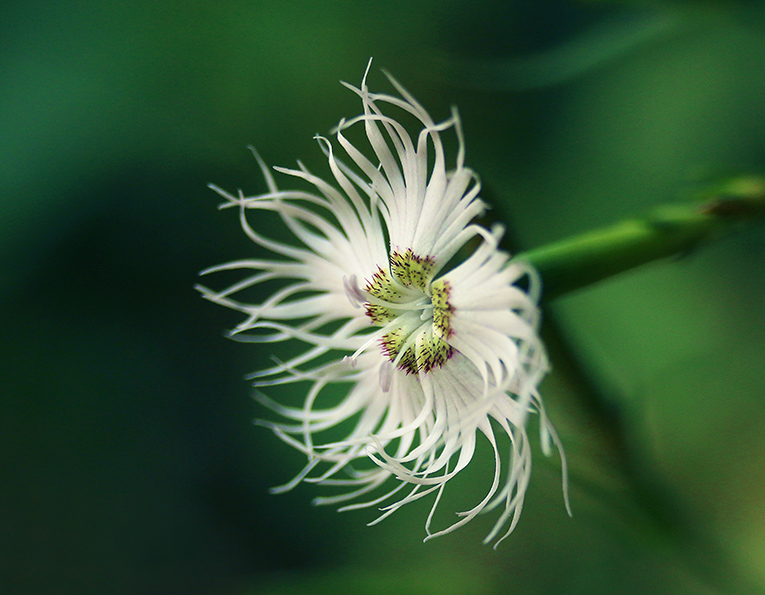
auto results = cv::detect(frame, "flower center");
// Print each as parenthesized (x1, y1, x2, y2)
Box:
(364, 249, 453, 374)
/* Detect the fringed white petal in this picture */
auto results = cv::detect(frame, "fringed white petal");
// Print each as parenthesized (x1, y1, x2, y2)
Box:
(199, 62, 567, 546)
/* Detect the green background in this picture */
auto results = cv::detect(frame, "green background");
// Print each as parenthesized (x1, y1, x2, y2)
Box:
(3, 1, 765, 593)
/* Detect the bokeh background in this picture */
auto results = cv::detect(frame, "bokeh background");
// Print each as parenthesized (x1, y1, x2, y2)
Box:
(3, 0, 765, 593)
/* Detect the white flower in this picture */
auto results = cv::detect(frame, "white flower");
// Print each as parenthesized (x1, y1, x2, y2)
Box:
(197, 61, 568, 546)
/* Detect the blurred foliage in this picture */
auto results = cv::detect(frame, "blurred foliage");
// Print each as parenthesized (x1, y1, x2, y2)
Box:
(2, 1, 765, 594)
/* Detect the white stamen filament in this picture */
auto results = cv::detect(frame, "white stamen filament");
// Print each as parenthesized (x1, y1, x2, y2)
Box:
(378, 361, 393, 392)
(343, 274, 366, 307)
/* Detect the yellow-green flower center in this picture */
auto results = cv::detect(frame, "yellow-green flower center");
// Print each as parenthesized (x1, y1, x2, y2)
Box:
(364, 249, 453, 374)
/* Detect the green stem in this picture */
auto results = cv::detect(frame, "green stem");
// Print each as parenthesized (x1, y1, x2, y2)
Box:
(516, 176, 765, 301)
(513, 176, 765, 592)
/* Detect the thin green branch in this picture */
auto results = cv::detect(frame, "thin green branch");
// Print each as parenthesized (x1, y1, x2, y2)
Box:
(517, 176, 765, 301)
(514, 175, 765, 592)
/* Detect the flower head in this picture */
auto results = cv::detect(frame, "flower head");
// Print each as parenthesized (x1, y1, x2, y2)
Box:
(198, 61, 568, 546)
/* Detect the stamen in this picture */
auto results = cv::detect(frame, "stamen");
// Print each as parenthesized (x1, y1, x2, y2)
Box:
(343, 274, 366, 307)
(379, 361, 393, 392)
(344, 329, 386, 368)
